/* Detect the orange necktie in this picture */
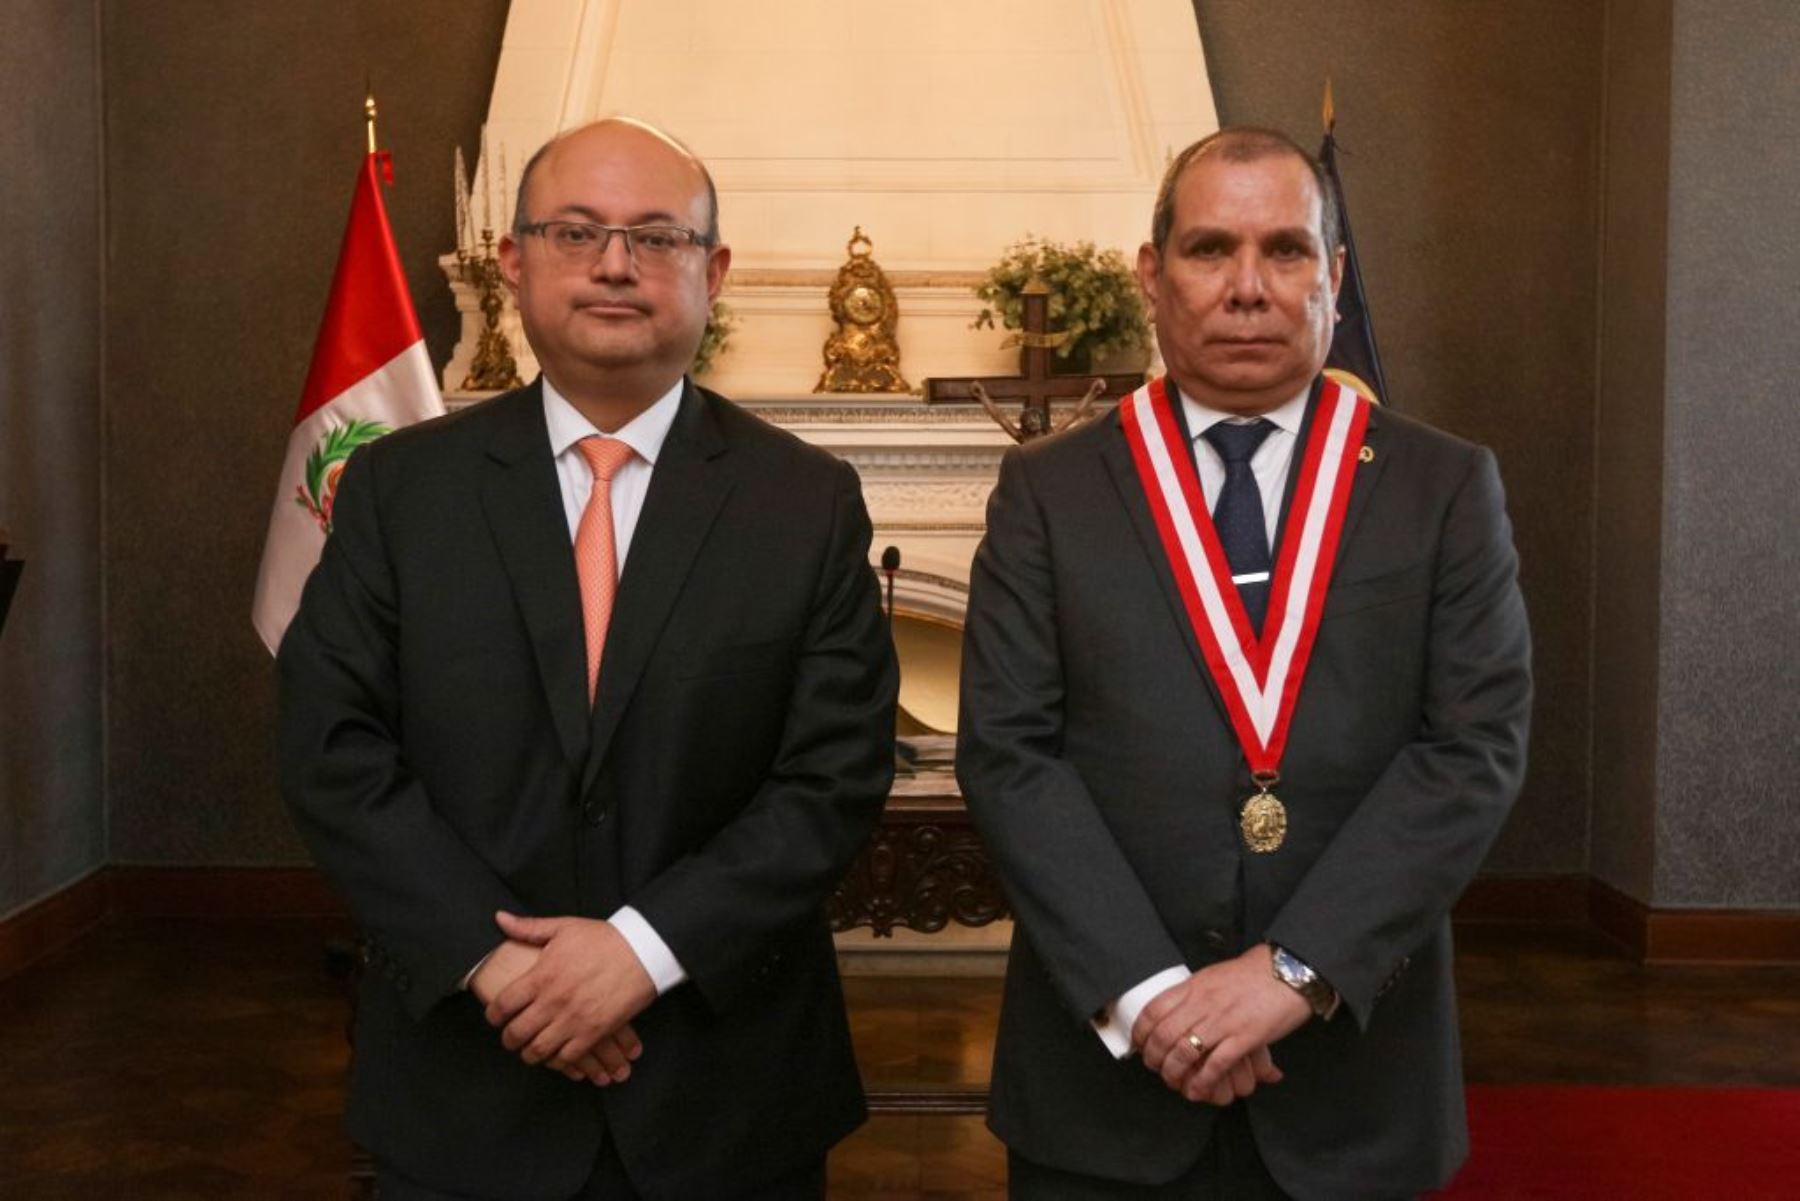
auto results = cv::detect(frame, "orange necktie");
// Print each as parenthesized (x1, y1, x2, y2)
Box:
(574, 436, 637, 704)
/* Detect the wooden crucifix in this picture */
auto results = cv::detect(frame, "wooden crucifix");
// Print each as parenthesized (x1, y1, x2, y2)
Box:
(925, 279, 1146, 442)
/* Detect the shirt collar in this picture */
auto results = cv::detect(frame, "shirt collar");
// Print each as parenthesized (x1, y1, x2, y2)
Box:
(542, 375, 685, 466)
(1178, 382, 1312, 442)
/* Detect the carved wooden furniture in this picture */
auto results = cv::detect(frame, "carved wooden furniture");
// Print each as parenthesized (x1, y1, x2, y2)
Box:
(830, 771, 1008, 939)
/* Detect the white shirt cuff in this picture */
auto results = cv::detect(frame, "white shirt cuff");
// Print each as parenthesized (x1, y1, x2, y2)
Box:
(610, 905, 688, 995)
(461, 947, 496, 991)
(1091, 965, 1190, 1058)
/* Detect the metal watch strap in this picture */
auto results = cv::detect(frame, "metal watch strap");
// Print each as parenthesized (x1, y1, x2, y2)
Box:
(1270, 943, 1340, 1021)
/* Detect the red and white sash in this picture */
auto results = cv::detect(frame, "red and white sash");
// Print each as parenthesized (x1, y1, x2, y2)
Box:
(1119, 375, 1371, 778)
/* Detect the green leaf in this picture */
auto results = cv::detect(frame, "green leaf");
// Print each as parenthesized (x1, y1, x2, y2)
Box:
(301, 418, 393, 506)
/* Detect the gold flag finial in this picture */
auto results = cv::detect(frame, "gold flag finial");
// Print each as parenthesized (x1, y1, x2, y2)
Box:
(364, 86, 378, 154)
(1322, 77, 1336, 136)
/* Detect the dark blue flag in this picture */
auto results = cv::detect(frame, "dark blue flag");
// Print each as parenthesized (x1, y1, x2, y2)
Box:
(1318, 93, 1390, 408)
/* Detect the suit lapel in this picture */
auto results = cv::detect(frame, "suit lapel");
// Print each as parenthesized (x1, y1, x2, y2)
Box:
(479, 383, 591, 769)
(1268, 376, 1325, 554)
(1331, 401, 1388, 569)
(1254, 376, 1393, 591)
(1100, 412, 1230, 722)
(582, 382, 734, 795)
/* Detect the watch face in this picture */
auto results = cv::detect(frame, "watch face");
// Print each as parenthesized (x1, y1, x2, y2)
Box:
(845, 285, 884, 325)
(1271, 946, 1334, 1018)
(1272, 947, 1312, 984)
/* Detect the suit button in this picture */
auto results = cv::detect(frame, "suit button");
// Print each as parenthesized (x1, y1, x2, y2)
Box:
(1203, 929, 1230, 952)
(582, 799, 607, 827)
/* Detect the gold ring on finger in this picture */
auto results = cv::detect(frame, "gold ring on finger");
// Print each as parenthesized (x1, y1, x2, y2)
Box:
(1185, 1032, 1208, 1055)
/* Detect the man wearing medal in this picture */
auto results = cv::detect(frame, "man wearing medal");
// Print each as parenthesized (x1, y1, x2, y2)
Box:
(957, 127, 1532, 1199)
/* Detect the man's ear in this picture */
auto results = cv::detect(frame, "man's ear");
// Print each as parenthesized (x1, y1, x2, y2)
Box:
(1136, 241, 1161, 316)
(704, 243, 732, 303)
(1327, 243, 1346, 302)
(498, 233, 523, 295)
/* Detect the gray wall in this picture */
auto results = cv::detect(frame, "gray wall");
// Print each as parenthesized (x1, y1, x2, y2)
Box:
(0, 2, 107, 915)
(1653, 0, 1800, 907)
(101, 0, 511, 864)
(1195, 0, 1606, 876)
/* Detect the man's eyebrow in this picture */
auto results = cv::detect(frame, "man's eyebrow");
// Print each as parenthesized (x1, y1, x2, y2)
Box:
(1262, 226, 1318, 245)
(1181, 226, 1240, 246)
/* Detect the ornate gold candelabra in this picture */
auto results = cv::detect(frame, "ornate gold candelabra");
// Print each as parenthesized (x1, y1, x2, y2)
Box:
(456, 230, 522, 392)
(453, 140, 523, 393)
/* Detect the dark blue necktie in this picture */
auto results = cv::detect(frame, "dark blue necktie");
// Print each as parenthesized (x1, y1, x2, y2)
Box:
(1202, 419, 1275, 632)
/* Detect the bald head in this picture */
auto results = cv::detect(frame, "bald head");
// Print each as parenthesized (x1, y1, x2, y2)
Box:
(512, 117, 720, 244)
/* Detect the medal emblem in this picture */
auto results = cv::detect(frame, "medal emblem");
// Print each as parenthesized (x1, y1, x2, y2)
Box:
(1240, 790, 1287, 853)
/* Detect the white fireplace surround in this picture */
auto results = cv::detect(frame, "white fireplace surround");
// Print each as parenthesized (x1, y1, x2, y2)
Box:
(443, 0, 1214, 400)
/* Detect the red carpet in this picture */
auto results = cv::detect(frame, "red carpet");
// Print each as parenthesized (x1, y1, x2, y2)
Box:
(1436, 1085, 1800, 1199)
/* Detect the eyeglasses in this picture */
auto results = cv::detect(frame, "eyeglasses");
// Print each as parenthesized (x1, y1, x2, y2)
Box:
(517, 220, 713, 268)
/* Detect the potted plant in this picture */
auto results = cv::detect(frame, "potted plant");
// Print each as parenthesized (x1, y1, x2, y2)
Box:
(692, 300, 738, 377)
(973, 237, 1151, 374)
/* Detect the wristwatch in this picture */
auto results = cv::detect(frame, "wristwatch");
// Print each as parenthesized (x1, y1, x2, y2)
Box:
(1269, 943, 1340, 1021)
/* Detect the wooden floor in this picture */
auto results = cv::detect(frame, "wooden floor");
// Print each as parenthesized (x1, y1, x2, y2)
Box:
(1, 919, 1796, 1199)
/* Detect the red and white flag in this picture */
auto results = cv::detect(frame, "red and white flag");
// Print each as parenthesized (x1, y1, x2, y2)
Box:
(252, 151, 443, 654)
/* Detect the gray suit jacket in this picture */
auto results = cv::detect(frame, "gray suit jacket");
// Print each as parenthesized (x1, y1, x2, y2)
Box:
(956, 384, 1531, 1199)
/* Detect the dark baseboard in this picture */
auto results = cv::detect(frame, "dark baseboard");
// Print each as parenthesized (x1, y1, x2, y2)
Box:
(1453, 874, 1590, 926)
(106, 865, 346, 918)
(4, 867, 1796, 979)
(0, 865, 346, 981)
(1586, 876, 1649, 958)
(1646, 909, 1800, 964)
(1455, 875, 1800, 965)
(0, 869, 111, 981)
(1587, 877, 1800, 965)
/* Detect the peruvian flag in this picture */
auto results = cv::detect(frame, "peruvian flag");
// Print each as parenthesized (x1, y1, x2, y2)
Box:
(252, 151, 443, 654)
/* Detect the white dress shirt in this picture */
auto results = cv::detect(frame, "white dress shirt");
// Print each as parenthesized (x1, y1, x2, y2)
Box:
(463, 377, 690, 997)
(1090, 382, 1311, 1057)
(542, 376, 680, 555)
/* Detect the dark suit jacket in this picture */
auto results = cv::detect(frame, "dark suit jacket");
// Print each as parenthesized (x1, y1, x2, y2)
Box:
(278, 380, 897, 1200)
(956, 384, 1531, 1200)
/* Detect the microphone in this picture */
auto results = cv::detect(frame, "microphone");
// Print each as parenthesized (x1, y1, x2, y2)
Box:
(880, 546, 900, 627)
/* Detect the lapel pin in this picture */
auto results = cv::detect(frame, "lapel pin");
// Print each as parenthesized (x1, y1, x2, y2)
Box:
(1358, 445, 1376, 464)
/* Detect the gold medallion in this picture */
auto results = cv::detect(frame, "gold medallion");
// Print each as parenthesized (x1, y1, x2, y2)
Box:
(1239, 791, 1288, 853)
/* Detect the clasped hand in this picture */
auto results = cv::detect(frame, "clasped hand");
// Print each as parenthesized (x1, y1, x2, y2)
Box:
(1130, 945, 1312, 1106)
(470, 912, 657, 1087)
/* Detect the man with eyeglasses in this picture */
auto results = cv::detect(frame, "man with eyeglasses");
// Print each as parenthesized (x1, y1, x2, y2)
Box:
(279, 118, 897, 1200)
